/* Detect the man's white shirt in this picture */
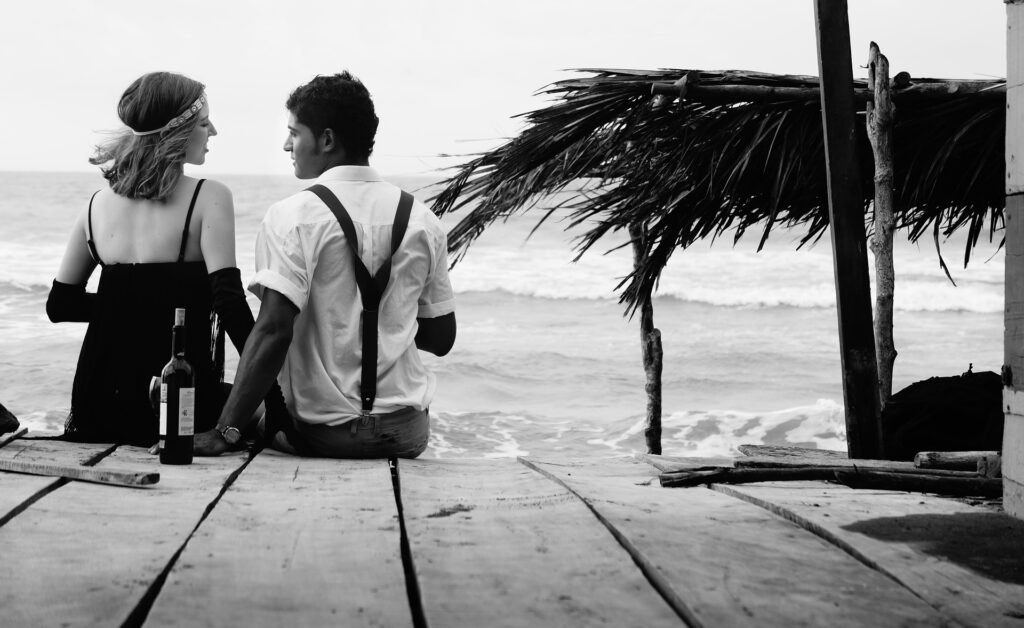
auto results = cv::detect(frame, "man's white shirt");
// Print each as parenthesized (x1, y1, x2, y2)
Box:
(250, 166, 455, 425)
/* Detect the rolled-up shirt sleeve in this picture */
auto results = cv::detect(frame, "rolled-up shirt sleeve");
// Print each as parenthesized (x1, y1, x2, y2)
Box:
(249, 209, 309, 312)
(417, 217, 456, 319)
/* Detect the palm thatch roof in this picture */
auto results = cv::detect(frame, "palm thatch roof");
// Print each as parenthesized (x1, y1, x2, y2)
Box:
(430, 69, 1005, 311)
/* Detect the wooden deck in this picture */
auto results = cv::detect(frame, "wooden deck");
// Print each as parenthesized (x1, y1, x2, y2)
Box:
(2, 438, 1023, 627)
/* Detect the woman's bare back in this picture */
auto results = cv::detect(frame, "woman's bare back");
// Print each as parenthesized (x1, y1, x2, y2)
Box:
(88, 176, 207, 265)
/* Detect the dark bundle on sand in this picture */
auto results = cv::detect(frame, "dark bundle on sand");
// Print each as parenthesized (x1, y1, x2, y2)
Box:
(0, 400, 19, 435)
(882, 369, 1003, 460)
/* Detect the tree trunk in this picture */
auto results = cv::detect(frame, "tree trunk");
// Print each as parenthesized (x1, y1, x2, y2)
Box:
(629, 222, 662, 455)
(867, 42, 897, 412)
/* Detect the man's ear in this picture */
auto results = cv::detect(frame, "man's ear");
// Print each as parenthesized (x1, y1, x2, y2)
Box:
(320, 128, 337, 153)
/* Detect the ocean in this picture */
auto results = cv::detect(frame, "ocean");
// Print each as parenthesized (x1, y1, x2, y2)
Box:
(0, 170, 1005, 458)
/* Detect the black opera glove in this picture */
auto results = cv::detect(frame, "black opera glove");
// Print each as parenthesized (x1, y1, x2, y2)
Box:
(208, 267, 257, 355)
(46, 279, 95, 323)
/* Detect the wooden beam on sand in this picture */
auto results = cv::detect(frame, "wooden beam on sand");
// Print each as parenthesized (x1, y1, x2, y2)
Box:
(813, 0, 883, 459)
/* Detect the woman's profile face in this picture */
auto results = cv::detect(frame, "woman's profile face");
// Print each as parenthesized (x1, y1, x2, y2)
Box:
(184, 103, 216, 166)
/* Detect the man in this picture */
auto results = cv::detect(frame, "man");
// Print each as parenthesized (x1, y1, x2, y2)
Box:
(195, 72, 456, 457)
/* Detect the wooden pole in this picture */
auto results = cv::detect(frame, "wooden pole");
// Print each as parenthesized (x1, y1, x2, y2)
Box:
(1004, 0, 1024, 519)
(866, 42, 897, 410)
(629, 222, 663, 455)
(813, 0, 883, 459)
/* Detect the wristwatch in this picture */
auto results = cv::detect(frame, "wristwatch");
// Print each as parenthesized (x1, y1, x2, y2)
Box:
(217, 424, 243, 446)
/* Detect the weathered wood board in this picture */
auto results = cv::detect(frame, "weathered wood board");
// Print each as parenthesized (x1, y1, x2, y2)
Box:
(529, 457, 949, 627)
(398, 457, 682, 627)
(0, 438, 112, 522)
(716, 482, 1024, 626)
(0, 426, 28, 447)
(638, 453, 735, 472)
(0, 444, 249, 627)
(737, 444, 849, 459)
(145, 451, 410, 628)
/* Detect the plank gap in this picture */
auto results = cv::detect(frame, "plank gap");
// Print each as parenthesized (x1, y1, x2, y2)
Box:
(391, 458, 430, 628)
(121, 451, 257, 628)
(709, 483, 952, 622)
(517, 457, 703, 628)
(0, 443, 117, 528)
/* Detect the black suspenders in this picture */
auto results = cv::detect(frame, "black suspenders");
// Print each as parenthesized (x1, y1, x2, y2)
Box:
(305, 184, 414, 416)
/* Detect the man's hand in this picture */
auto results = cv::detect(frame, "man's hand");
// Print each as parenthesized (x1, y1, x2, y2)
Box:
(194, 428, 228, 456)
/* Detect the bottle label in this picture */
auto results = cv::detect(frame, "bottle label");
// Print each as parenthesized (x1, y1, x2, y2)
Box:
(159, 384, 168, 436)
(178, 387, 195, 436)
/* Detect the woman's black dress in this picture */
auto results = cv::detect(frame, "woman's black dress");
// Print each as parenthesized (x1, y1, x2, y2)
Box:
(65, 180, 222, 446)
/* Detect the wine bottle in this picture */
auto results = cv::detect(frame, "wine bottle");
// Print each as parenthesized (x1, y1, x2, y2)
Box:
(160, 308, 194, 464)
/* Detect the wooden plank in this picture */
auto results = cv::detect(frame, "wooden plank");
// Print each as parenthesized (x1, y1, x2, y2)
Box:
(651, 452, 918, 474)
(1006, 411, 1024, 518)
(738, 444, 848, 459)
(833, 470, 1002, 498)
(637, 453, 735, 472)
(716, 481, 1024, 625)
(526, 457, 947, 627)
(0, 443, 250, 627)
(1006, 0, 1024, 518)
(813, 0, 883, 458)
(144, 451, 410, 628)
(0, 457, 159, 486)
(1007, 1, 1024, 195)
(398, 458, 682, 627)
(0, 439, 113, 523)
(0, 426, 28, 448)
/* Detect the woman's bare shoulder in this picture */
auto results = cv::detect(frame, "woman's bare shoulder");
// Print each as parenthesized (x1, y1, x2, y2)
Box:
(177, 175, 232, 202)
(198, 177, 233, 200)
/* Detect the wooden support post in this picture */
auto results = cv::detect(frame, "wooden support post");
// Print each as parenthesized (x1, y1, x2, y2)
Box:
(866, 42, 897, 410)
(1004, 0, 1024, 519)
(813, 0, 883, 459)
(630, 222, 663, 455)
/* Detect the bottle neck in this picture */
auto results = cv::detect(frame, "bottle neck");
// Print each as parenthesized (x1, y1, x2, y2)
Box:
(171, 324, 186, 358)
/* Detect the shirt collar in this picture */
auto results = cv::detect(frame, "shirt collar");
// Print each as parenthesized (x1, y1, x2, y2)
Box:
(316, 165, 382, 183)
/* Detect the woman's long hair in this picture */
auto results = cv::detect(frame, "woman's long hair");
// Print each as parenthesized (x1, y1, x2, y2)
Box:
(90, 72, 205, 201)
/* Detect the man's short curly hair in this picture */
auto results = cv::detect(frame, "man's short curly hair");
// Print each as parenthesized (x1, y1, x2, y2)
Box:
(286, 72, 378, 162)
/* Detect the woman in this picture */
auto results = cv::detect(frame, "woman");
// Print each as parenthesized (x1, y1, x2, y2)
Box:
(47, 72, 280, 446)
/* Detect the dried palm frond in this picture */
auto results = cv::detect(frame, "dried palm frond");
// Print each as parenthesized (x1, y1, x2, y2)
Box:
(431, 69, 1005, 313)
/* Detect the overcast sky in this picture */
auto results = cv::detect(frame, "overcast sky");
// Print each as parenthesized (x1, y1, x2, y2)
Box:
(0, 0, 1008, 176)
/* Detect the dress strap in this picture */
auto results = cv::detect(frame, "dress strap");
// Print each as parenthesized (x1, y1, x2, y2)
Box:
(85, 190, 103, 266)
(178, 179, 205, 263)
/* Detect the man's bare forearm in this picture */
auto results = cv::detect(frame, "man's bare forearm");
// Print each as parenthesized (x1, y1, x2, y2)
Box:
(218, 319, 293, 430)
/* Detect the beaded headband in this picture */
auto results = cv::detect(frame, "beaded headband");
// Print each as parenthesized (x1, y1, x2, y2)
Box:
(131, 94, 206, 136)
